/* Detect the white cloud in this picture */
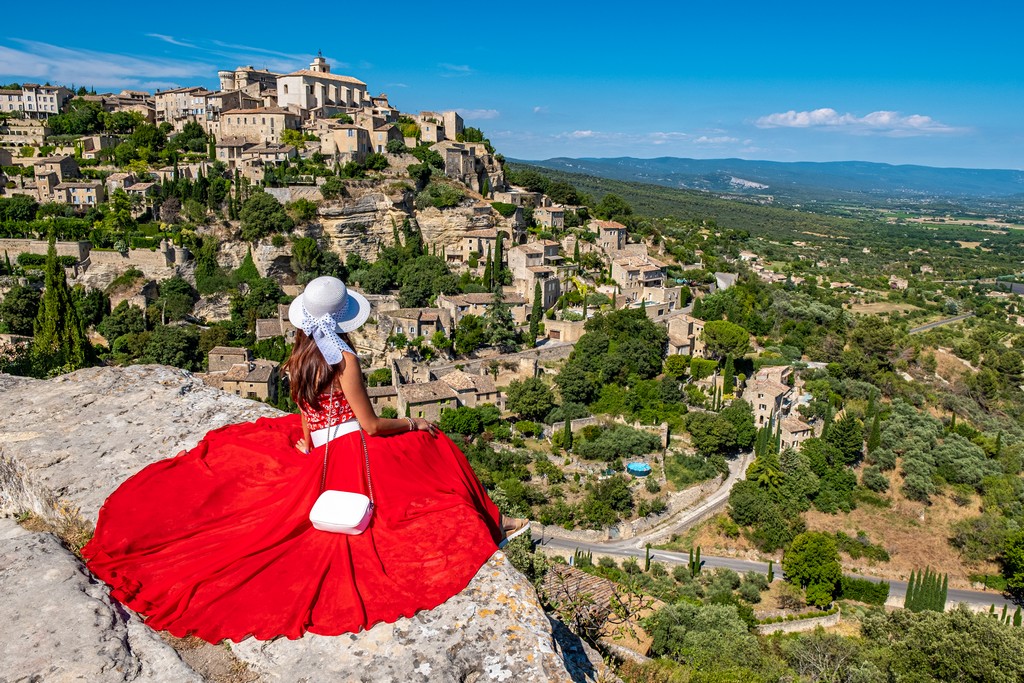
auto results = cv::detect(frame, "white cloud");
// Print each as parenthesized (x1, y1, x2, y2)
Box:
(532, 105, 548, 114)
(694, 135, 740, 144)
(438, 63, 473, 77)
(649, 131, 690, 145)
(147, 34, 196, 48)
(456, 108, 500, 120)
(387, 83, 409, 88)
(756, 107, 964, 136)
(0, 40, 213, 91)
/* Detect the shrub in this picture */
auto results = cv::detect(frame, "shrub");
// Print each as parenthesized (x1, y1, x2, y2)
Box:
(491, 201, 517, 218)
(862, 465, 890, 492)
(415, 182, 464, 210)
(838, 576, 890, 605)
(514, 420, 543, 438)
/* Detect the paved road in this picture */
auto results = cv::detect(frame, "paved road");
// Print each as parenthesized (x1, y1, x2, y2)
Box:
(537, 536, 1016, 610)
(908, 313, 974, 334)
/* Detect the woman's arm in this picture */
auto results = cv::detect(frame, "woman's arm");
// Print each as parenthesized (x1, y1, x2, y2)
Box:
(340, 352, 438, 437)
(296, 414, 312, 453)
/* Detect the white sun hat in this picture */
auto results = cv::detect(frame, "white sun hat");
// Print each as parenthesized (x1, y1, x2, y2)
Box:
(288, 276, 371, 365)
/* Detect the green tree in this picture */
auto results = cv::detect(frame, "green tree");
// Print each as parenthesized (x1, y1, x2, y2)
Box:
(320, 176, 345, 200)
(554, 361, 598, 406)
(528, 281, 543, 343)
(783, 532, 842, 607)
(593, 193, 632, 221)
(240, 192, 294, 242)
(454, 314, 487, 355)
(98, 301, 146, 342)
(141, 324, 202, 370)
(702, 319, 751, 360)
(0, 284, 41, 335)
(437, 406, 484, 436)
(505, 377, 555, 421)
(825, 415, 864, 466)
(33, 235, 87, 372)
(1003, 530, 1024, 599)
(722, 355, 735, 395)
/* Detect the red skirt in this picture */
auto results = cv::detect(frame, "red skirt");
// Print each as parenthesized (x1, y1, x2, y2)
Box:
(82, 414, 504, 643)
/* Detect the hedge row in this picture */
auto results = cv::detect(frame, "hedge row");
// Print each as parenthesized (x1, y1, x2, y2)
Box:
(759, 606, 839, 624)
(839, 575, 890, 605)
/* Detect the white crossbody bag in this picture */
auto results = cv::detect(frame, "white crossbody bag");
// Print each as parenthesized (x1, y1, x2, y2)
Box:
(309, 389, 374, 534)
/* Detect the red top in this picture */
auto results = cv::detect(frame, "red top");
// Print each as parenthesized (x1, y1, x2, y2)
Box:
(302, 392, 355, 431)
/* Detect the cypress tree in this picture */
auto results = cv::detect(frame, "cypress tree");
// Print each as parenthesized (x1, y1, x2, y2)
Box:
(529, 281, 543, 341)
(767, 560, 774, 582)
(494, 231, 504, 286)
(867, 410, 881, 454)
(905, 570, 917, 610)
(33, 234, 87, 373)
(695, 546, 701, 575)
(995, 431, 1003, 458)
(722, 355, 735, 396)
(693, 297, 704, 318)
(644, 544, 651, 572)
(822, 402, 833, 438)
(949, 412, 957, 433)
(940, 573, 948, 611)
(1014, 606, 1021, 627)
(482, 244, 492, 289)
(573, 240, 580, 263)
(563, 417, 573, 451)
(1001, 604, 1008, 623)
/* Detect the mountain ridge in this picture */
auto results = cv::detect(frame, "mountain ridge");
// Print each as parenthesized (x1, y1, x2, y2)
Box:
(515, 156, 1024, 205)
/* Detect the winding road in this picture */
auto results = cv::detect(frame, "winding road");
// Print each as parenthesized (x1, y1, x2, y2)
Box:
(908, 313, 974, 334)
(535, 450, 1016, 610)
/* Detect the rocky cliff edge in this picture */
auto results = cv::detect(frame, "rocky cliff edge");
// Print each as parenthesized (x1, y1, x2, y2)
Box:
(0, 366, 613, 683)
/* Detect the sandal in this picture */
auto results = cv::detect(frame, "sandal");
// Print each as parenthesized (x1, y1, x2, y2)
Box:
(498, 518, 531, 549)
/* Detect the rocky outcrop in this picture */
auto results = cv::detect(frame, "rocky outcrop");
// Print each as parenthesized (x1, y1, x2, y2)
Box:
(318, 187, 411, 261)
(0, 519, 203, 683)
(0, 366, 615, 683)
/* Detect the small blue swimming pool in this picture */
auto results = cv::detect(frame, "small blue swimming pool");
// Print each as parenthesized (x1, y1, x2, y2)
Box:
(626, 462, 652, 477)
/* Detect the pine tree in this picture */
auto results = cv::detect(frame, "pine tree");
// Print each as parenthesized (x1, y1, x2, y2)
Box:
(722, 356, 735, 396)
(529, 281, 543, 342)
(33, 234, 87, 373)
(867, 410, 881, 454)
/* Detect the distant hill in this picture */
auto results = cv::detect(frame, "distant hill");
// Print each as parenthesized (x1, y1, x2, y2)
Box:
(515, 157, 1024, 206)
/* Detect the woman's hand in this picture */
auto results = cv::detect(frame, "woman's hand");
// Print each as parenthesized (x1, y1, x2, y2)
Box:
(412, 418, 439, 437)
(295, 437, 310, 454)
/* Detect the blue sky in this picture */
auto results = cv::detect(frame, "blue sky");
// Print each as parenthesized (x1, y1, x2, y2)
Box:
(2, 1, 1021, 169)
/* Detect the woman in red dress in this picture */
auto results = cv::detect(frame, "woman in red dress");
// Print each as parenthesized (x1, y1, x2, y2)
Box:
(83, 276, 529, 643)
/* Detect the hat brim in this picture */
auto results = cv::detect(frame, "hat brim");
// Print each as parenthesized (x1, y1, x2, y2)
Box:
(288, 286, 371, 335)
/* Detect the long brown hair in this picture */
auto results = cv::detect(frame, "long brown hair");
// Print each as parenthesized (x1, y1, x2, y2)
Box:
(283, 330, 354, 411)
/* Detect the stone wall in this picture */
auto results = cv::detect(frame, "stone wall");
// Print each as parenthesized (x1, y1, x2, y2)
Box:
(0, 238, 90, 261)
(88, 248, 172, 271)
(757, 609, 841, 635)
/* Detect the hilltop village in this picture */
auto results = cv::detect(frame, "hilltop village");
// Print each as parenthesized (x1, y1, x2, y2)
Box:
(4, 53, 1024, 683)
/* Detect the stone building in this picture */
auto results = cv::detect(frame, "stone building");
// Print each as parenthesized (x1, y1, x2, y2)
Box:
(204, 346, 279, 402)
(508, 241, 562, 310)
(0, 118, 49, 148)
(154, 86, 212, 127)
(745, 377, 791, 427)
(436, 292, 529, 326)
(611, 254, 666, 300)
(665, 313, 706, 357)
(33, 156, 80, 203)
(534, 205, 565, 229)
(276, 55, 368, 116)
(396, 380, 459, 421)
(315, 121, 372, 163)
(0, 84, 72, 118)
(780, 417, 814, 451)
(56, 180, 105, 207)
(218, 66, 281, 93)
(435, 369, 501, 409)
(81, 91, 156, 123)
(590, 220, 628, 252)
(384, 308, 450, 339)
(218, 107, 301, 144)
(255, 303, 297, 342)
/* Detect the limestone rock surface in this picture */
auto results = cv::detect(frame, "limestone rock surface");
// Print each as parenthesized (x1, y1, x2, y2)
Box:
(0, 519, 202, 682)
(0, 365, 614, 683)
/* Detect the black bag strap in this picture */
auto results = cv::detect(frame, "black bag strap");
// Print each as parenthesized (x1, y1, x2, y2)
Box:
(318, 387, 374, 505)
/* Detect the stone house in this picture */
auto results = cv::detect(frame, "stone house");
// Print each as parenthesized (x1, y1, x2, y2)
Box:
(611, 254, 666, 299)
(276, 55, 368, 115)
(321, 123, 373, 163)
(436, 291, 529, 326)
(218, 107, 301, 144)
(204, 346, 279, 402)
(436, 369, 501, 409)
(666, 312, 706, 357)
(590, 220, 628, 252)
(0, 118, 50, 148)
(154, 86, 211, 126)
(385, 308, 450, 339)
(367, 385, 398, 413)
(745, 377, 791, 427)
(215, 136, 256, 168)
(544, 318, 586, 343)
(33, 155, 79, 202)
(508, 242, 561, 310)
(255, 304, 297, 342)
(81, 91, 156, 123)
(0, 84, 72, 118)
(780, 417, 814, 452)
(206, 89, 263, 119)
(208, 346, 250, 372)
(534, 205, 565, 229)
(491, 190, 542, 208)
(56, 181, 105, 207)
(244, 143, 297, 164)
(396, 380, 459, 421)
